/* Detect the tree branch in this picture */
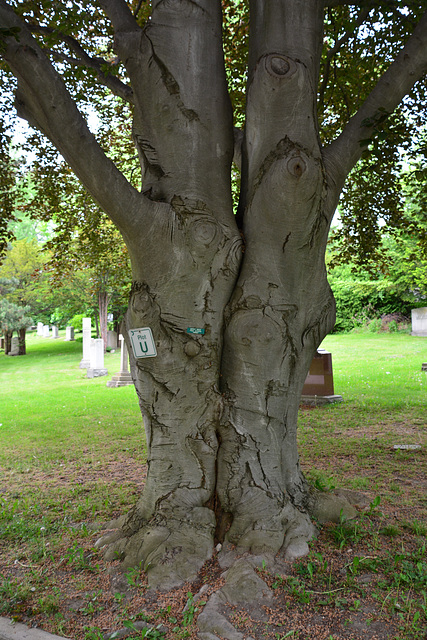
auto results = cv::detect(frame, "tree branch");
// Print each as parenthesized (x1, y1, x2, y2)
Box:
(28, 24, 134, 103)
(98, 0, 141, 35)
(324, 9, 427, 191)
(0, 0, 149, 235)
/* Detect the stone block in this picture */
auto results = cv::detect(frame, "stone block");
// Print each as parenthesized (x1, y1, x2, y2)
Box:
(65, 326, 75, 341)
(107, 330, 118, 349)
(302, 349, 335, 396)
(79, 317, 91, 368)
(87, 338, 108, 378)
(411, 307, 427, 336)
(8, 336, 19, 356)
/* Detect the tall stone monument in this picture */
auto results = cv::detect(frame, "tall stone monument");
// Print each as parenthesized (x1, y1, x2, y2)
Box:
(87, 338, 108, 378)
(107, 334, 134, 387)
(79, 317, 91, 368)
(51, 326, 59, 339)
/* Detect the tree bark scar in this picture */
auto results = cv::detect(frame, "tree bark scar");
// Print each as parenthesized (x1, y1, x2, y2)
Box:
(145, 34, 200, 122)
(282, 232, 291, 252)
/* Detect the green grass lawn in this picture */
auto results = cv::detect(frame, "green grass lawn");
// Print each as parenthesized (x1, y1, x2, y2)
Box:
(0, 329, 425, 467)
(322, 332, 427, 408)
(0, 331, 143, 467)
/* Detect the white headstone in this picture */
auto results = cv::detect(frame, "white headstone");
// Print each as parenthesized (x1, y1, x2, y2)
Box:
(411, 307, 427, 336)
(43, 325, 50, 338)
(9, 336, 19, 356)
(37, 322, 44, 336)
(87, 338, 108, 378)
(79, 317, 91, 368)
(51, 325, 59, 339)
(65, 326, 75, 341)
(107, 330, 118, 349)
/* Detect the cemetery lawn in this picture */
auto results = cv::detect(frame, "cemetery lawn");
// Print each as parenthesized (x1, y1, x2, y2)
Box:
(0, 331, 426, 640)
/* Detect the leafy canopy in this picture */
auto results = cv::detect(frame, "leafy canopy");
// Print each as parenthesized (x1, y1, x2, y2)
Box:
(0, 1, 426, 265)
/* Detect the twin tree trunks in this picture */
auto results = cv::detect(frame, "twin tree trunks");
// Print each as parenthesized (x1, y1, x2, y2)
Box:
(2, 0, 426, 589)
(100, 2, 340, 588)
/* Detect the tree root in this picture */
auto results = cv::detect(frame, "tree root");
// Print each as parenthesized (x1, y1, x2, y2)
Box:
(197, 556, 274, 640)
(95, 511, 215, 590)
(95, 490, 364, 592)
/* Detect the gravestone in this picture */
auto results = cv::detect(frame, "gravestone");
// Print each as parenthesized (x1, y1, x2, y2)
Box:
(107, 330, 118, 350)
(79, 317, 91, 368)
(107, 334, 134, 387)
(87, 338, 108, 378)
(9, 336, 19, 356)
(301, 349, 343, 405)
(37, 322, 44, 336)
(411, 307, 427, 336)
(43, 324, 50, 338)
(65, 326, 75, 341)
(51, 326, 59, 339)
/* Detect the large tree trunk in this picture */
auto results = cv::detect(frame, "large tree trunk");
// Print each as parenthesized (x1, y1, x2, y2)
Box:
(214, 1, 337, 559)
(98, 0, 243, 589)
(17, 327, 26, 355)
(98, 289, 110, 352)
(4, 330, 12, 355)
(98, 0, 336, 589)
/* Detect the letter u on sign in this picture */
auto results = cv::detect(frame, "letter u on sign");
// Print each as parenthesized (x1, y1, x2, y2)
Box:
(128, 327, 157, 358)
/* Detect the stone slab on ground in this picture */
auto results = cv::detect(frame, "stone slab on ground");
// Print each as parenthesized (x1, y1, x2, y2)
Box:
(0, 618, 69, 640)
(300, 394, 343, 406)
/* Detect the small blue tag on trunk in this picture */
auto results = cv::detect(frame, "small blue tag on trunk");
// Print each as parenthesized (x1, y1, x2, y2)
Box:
(186, 327, 205, 335)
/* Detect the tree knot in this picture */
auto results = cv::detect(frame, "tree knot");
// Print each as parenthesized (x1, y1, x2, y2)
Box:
(265, 54, 296, 79)
(287, 153, 307, 179)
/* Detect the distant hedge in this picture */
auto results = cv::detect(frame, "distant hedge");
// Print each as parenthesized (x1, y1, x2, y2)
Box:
(330, 278, 413, 333)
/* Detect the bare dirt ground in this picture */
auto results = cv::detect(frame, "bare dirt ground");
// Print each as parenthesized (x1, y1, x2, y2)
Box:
(1, 412, 426, 640)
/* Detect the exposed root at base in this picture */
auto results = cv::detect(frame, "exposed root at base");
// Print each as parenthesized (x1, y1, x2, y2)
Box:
(95, 490, 365, 594)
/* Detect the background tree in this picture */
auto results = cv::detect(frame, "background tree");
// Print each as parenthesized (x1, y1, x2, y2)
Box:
(0, 295, 33, 354)
(0, 0, 426, 593)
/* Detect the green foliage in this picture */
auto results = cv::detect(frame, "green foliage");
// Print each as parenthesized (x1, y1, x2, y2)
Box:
(0, 0, 425, 273)
(0, 298, 33, 333)
(68, 313, 88, 333)
(328, 265, 412, 333)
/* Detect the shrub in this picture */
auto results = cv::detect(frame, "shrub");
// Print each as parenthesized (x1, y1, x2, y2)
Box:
(68, 314, 87, 332)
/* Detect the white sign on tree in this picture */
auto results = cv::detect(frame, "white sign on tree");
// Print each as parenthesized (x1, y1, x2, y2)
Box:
(128, 327, 157, 359)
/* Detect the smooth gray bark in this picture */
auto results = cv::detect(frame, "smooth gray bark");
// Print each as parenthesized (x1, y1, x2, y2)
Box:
(1, 0, 426, 590)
